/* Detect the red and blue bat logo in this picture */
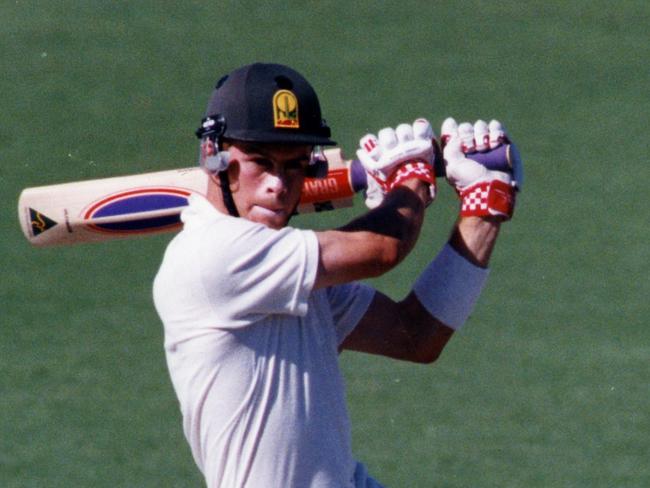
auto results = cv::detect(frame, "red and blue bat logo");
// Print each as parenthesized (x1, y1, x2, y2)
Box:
(83, 188, 191, 234)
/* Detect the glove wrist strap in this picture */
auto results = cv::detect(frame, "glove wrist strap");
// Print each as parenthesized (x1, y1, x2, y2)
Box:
(460, 179, 515, 219)
(389, 161, 435, 190)
(370, 161, 436, 193)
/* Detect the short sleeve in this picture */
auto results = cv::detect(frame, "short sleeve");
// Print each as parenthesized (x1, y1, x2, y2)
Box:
(199, 221, 320, 327)
(326, 282, 375, 345)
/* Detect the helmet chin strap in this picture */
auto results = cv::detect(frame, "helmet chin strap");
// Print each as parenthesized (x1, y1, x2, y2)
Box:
(218, 170, 240, 218)
(196, 115, 240, 217)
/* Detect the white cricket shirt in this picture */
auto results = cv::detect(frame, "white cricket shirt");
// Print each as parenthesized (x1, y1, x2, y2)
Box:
(153, 195, 380, 488)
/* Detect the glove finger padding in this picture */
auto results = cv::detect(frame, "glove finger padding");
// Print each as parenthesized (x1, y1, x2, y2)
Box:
(395, 123, 415, 143)
(458, 122, 476, 153)
(357, 118, 437, 207)
(489, 119, 507, 149)
(378, 127, 399, 151)
(359, 134, 381, 163)
(440, 117, 458, 147)
(441, 117, 520, 220)
(474, 120, 489, 151)
(413, 118, 434, 140)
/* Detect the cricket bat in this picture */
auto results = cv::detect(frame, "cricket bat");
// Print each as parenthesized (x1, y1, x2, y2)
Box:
(17, 148, 368, 247)
(18, 143, 515, 247)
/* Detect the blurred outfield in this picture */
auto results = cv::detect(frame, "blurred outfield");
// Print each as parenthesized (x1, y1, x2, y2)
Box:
(1, 1, 648, 487)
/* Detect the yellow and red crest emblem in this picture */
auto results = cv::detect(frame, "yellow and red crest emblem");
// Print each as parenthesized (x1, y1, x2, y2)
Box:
(273, 89, 299, 129)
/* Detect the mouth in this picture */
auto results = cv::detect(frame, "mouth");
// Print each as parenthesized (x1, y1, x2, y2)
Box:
(251, 205, 289, 223)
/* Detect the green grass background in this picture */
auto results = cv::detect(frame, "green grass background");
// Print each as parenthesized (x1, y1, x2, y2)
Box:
(2, 1, 648, 487)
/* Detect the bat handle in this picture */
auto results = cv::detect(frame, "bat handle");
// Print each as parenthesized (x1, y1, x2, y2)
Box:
(463, 144, 512, 175)
(349, 158, 368, 192)
(348, 144, 513, 191)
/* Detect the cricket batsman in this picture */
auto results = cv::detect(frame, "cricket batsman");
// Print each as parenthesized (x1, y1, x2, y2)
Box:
(153, 62, 521, 487)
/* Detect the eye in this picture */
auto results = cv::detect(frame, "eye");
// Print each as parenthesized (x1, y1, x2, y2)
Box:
(285, 159, 309, 172)
(251, 158, 274, 170)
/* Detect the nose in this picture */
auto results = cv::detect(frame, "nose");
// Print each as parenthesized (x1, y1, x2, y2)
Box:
(264, 169, 288, 196)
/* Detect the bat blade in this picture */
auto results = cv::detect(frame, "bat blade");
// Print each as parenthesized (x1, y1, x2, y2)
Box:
(18, 148, 363, 247)
(18, 167, 208, 247)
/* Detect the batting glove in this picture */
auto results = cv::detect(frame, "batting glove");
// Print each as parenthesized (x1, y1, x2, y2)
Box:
(357, 118, 437, 208)
(441, 117, 522, 220)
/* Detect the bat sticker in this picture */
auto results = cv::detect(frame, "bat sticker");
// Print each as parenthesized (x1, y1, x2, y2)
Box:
(83, 188, 192, 233)
(29, 208, 57, 236)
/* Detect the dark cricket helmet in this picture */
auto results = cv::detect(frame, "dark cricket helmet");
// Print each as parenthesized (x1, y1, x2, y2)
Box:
(196, 63, 335, 147)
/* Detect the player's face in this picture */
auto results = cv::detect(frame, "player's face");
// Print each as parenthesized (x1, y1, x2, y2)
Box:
(227, 142, 312, 229)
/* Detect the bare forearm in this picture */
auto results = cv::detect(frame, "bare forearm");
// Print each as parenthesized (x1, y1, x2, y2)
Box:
(315, 180, 429, 288)
(338, 180, 428, 263)
(449, 216, 502, 268)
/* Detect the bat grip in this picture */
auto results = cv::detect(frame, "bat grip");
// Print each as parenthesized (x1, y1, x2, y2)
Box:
(349, 158, 368, 193)
(462, 144, 511, 174)
(348, 144, 512, 191)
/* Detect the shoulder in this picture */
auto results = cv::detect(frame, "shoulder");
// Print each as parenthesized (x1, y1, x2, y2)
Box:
(164, 196, 319, 293)
(174, 195, 316, 259)
(155, 198, 321, 325)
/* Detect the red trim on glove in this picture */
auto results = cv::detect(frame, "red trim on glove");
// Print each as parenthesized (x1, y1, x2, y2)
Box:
(389, 161, 435, 190)
(460, 179, 515, 219)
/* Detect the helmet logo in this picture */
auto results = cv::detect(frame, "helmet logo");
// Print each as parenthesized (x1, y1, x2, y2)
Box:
(273, 89, 299, 129)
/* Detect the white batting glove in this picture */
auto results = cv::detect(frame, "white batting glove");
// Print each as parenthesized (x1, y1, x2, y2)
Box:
(363, 174, 385, 209)
(441, 117, 520, 219)
(357, 118, 437, 208)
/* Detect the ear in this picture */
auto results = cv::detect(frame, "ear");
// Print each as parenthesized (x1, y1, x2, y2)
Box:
(226, 159, 240, 192)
